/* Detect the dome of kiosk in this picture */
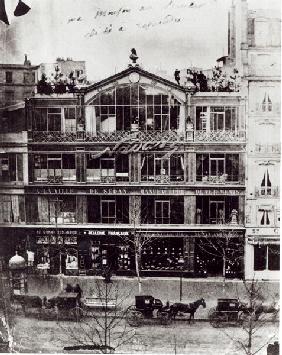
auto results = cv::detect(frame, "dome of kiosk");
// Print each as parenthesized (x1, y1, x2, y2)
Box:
(9, 252, 26, 270)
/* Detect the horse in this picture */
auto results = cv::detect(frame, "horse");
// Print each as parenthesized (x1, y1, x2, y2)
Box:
(169, 298, 206, 322)
(239, 301, 279, 321)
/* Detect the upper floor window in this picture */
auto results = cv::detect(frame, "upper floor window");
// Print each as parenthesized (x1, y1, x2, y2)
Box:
(155, 200, 170, 224)
(0, 194, 25, 223)
(196, 154, 239, 182)
(48, 197, 76, 224)
(86, 153, 129, 182)
(141, 196, 184, 224)
(24, 72, 36, 84)
(141, 153, 184, 183)
(32, 154, 76, 182)
(32, 107, 79, 132)
(261, 93, 272, 112)
(0, 154, 23, 182)
(5, 71, 13, 83)
(196, 106, 238, 131)
(196, 196, 239, 224)
(4, 91, 14, 104)
(89, 85, 181, 132)
(260, 169, 272, 195)
(87, 196, 129, 224)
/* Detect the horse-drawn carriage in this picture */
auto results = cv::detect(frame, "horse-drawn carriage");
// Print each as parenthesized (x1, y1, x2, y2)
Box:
(208, 298, 279, 328)
(208, 298, 242, 327)
(13, 292, 82, 321)
(126, 295, 171, 326)
(126, 295, 206, 326)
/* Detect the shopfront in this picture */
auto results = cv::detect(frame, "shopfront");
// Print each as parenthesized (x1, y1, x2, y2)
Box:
(245, 235, 280, 280)
(35, 229, 79, 275)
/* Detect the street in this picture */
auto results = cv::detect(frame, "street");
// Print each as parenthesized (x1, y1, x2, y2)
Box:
(13, 316, 279, 354)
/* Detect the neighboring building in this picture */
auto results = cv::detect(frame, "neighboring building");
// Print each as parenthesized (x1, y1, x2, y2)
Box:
(0, 61, 246, 278)
(0, 55, 39, 109)
(228, 0, 280, 280)
(39, 58, 87, 85)
(0, 56, 38, 261)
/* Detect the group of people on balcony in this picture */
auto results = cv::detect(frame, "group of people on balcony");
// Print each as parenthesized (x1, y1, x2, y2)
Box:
(174, 66, 240, 92)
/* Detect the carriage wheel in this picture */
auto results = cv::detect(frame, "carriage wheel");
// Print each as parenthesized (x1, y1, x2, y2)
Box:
(209, 311, 227, 328)
(127, 309, 144, 327)
(157, 310, 172, 325)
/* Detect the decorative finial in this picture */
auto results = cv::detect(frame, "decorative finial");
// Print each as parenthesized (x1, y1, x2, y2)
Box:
(129, 48, 138, 65)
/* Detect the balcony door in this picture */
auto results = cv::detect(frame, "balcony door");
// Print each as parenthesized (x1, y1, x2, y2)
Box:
(209, 200, 225, 224)
(210, 112, 225, 131)
(210, 157, 225, 178)
(155, 157, 169, 182)
(101, 199, 116, 223)
(155, 200, 170, 224)
(47, 156, 62, 182)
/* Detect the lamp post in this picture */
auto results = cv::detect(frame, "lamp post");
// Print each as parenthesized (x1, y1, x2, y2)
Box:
(178, 257, 185, 302)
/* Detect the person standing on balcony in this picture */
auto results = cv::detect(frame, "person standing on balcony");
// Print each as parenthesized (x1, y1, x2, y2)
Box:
(174, 69, 180, 85)
(218, 209, 225, 224)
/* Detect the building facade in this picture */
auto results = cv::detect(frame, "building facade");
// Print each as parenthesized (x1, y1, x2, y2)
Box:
(0, 63, 246, 278)
(0, 55, 38, 109)
(228, 0, 280, 280)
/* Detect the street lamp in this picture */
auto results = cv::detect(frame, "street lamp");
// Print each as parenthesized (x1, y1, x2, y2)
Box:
(178, 257, 185, 302)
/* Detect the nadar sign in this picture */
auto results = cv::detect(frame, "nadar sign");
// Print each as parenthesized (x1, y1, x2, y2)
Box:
(90, 138, 182, 159)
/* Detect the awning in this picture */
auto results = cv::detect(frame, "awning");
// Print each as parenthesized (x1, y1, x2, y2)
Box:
(247, 236, 280, 245)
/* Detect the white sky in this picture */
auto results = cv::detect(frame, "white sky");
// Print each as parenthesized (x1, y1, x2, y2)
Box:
(0, 0, 280, 81)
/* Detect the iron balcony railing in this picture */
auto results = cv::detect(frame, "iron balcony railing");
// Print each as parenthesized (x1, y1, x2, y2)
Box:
(28, 129, 246, 143)
(194, 130, 246, 143)
(196, 174, 240, 184)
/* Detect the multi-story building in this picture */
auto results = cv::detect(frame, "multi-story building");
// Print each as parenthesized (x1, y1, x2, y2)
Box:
(228, 0, 280, 280)
(0, 55, 39, 109)
(0, 56, 38, 261)
(0, 59, 247, 278)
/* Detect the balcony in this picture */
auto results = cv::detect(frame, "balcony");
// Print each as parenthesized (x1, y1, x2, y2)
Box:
(255, 186, 279, 198)
(28, 130, 185, 143)
(28, 129, 247, 143)
(194, 130, 245, 143)
(197, 174, 239, 184)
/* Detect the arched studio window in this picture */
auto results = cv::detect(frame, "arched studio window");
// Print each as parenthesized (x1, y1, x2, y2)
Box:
(88, 85, 182, 132)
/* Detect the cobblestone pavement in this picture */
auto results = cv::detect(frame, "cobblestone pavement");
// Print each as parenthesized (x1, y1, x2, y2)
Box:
(13, 316, 279, 354)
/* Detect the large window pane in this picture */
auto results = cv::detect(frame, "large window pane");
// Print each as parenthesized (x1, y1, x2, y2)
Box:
(254, 245, 267, 270)
(268, 245, 280, 270)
